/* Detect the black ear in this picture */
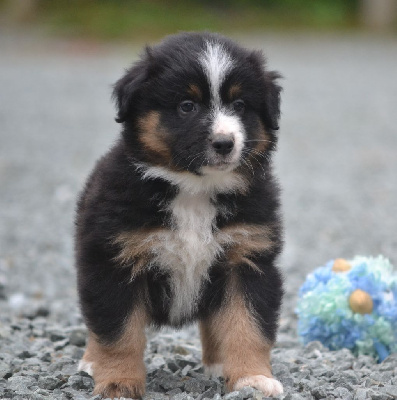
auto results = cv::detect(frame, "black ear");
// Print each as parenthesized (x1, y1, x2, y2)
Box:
(248, 50, 282, 131)
(263, 70, 282, 131)
(112, 47, 153, 123)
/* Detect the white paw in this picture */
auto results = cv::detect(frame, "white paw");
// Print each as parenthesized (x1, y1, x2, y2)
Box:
(234, 375, 283, 397)
(78, 359, 93, 376)
(204, 363, 223, 378)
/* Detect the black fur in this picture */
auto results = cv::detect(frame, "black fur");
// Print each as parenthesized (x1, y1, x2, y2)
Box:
(75, 32, 283, 347)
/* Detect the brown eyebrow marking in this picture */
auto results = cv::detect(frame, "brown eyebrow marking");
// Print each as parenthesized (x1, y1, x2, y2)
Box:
(228, 84, 242, 100)
(187, 84, 202, 101)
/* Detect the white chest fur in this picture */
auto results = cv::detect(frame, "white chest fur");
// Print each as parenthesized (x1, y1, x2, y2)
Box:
(159, 190, 221, 323)
(137, 164, 247, 323)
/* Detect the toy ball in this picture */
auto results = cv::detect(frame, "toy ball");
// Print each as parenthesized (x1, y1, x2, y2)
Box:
(296, 255, 397, 362)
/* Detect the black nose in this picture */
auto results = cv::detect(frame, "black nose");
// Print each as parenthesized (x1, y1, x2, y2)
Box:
(212, 137, 234, 155)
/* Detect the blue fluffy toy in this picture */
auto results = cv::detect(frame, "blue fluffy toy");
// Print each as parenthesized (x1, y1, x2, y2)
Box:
(296, 255, 397, 362)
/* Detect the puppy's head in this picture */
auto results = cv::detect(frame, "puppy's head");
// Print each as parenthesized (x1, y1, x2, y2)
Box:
(113, 32, 281, 176)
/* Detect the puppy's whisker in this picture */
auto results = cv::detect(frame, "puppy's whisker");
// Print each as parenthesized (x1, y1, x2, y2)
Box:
(244, 139, 272, 143)
(241, 155, 254, 177)
(186, 151, 207, 170)
(249, 150, 267, 162)
(241, 149, 266, 175)
(247, 149, 266, 158)
(250, 154, 266, 174)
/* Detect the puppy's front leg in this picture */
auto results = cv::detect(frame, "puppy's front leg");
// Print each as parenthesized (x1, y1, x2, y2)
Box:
(79, 305, 147, 399)
(201, 272, 283, 397)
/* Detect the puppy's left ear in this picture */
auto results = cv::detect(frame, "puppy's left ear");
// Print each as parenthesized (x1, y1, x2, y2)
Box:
(112, 47, 156, 123)
(248, 51, 282, 131)
(262, 70, 282, 131)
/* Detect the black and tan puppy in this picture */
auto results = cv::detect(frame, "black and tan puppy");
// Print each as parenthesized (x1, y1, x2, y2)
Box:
(75, 32, 284, 398)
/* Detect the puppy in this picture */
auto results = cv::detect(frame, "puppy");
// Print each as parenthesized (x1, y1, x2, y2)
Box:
(75, 32, 284, 399)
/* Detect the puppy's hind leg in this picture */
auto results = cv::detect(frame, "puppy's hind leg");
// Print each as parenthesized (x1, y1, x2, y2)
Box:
(80, 304, 148, 399)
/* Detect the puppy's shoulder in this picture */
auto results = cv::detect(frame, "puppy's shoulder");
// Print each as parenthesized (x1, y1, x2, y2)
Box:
(76, 141, 131, 212)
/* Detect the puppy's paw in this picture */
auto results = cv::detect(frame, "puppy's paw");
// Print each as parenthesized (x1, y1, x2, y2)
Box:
(77, 360, 93, 376)
(234, 375, 283, 397)
(94, 379, 145, 399)
(204, 363, 223, 378)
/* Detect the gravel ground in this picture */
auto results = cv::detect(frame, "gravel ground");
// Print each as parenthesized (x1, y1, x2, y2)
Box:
(1, 30, 396, 399)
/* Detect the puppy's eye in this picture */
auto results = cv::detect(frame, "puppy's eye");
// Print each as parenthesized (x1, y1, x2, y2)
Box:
(232, 99, 245, 114)
(179, 101, 196, 114)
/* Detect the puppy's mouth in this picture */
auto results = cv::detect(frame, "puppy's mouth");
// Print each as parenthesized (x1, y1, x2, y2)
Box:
(209, 159, 236, 169)
(203, 152, 241, 172)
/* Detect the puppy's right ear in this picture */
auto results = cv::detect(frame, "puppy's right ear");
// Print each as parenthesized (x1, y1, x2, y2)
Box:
(112, 47, 154, 123)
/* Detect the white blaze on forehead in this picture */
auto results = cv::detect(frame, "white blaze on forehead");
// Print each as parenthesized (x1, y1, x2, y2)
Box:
(200, 40, 234, 107)
(200, 41, 245, 162)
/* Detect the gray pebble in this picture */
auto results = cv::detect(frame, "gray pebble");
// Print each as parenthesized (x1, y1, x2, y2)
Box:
(30, 394, 49, 400)
(162, 379, 185, 391)
(143, 392, 170, 400)
(353, 388, 368, 400)
(67, 374, 94, 390)
(68, 328, 87, 347)
(311, 385, 328, 399)
(181, 365, 192, 376)
(202, 379, 218, 390)
(224, 391, 243, 400)
(167, 360, 180, 373)
(333, 387, 353, 400)
(199, 387, 218, 399)
(65, 345, 85, 360)
(283, 394, 307, 400)
(370, 371, 393, 383)
(366, 389, 393, 400)
(17, 350, 34, 360)
(54, 338, 70, 350)
(379, 385, 397, 398)
(46, 328, 67, 342)
(8, 375, 37, 392)
(0, 360, 11, 379)
(184, 377, 206, 393)
(238, 386, 255, 399)
(62, 387, 91, 399)
(167, 388, 183, 396)
(170, 393, 195, 400)
(37, 375, 63, 390)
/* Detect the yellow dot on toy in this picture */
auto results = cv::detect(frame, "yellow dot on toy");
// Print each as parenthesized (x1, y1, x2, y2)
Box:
(332, 258, 352, 273)
(349, 289, 374, 314)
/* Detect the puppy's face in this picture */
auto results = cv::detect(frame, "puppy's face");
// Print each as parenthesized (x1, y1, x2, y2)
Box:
(113, 33, 281, 176)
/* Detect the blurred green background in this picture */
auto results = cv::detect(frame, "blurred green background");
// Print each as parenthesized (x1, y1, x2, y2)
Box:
(1, 0, 396, 42)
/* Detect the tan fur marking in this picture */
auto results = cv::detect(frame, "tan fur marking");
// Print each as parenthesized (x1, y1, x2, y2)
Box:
(187, 84, 202, 101)
(201, 275, 274, 391)
(200, 320, 223, 366)
(217, 224, 275, 271)
(228, 84, 242, 100)
(113, 228, 167, 277)
(82, 305, 148, 398)
(138, 111, 172, 165)
(253, 121, 271, 154)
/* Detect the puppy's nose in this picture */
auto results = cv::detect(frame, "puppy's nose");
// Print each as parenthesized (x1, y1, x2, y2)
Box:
(212, 136, 234, 155)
